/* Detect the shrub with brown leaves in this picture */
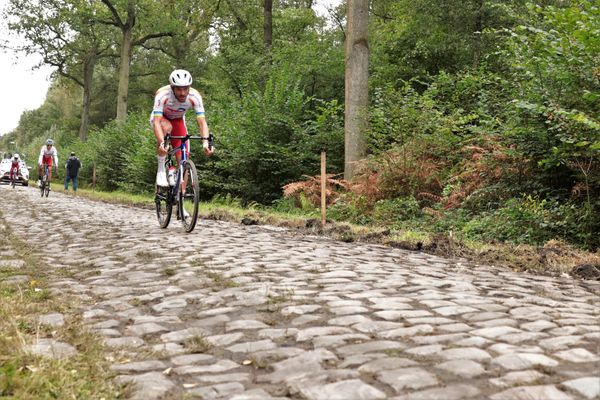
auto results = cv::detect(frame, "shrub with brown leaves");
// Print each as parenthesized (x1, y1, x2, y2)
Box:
(283, 174, 351, 207)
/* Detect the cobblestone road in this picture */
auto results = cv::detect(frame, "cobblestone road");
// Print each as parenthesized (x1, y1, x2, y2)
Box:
(1, 186, 599, 400)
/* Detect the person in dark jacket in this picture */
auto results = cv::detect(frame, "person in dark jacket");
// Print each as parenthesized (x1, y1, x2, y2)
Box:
(64, 152, 82, 191)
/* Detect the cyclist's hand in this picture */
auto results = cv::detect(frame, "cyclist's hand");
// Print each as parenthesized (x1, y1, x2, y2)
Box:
(157, 142, 168, 157)
(203, 134, 214, 156)
(203, 142, 214, 156)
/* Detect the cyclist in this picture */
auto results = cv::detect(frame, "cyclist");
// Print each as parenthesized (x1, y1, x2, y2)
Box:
(38, 139, 58, 187)
(151, 69, 213, 187)
(9, 153, 21, 184)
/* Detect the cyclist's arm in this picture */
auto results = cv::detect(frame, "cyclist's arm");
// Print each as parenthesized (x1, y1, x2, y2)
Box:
(53, 149, 58, 167)
(196, 115, 209, 139)
(196, 116, 213, 155)
(38, 147, 44, 165)
(153, 116, 165, 142)
(191, 90, 209, 142)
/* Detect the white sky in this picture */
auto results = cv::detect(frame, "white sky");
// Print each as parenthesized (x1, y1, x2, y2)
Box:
(0, 53, 54, 137)
(0, 0, 342, 137)
(0, 0, 55, 137)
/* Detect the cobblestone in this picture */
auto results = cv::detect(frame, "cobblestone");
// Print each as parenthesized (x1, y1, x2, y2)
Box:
(1, 187, 599, 399)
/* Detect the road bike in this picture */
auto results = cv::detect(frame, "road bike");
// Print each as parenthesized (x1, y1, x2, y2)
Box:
(40, 165, 51, 197)
(10, 166, 18, 189)
(155, 134, 213, 233)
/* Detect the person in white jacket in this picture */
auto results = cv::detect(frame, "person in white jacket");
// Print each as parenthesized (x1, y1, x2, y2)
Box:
(151, 69, 213, 187)
(38, 138, 58, 187)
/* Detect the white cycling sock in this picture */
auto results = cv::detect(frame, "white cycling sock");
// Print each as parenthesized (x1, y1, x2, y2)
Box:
(157, 155, 166, 173)
(156, 155, 168, 186)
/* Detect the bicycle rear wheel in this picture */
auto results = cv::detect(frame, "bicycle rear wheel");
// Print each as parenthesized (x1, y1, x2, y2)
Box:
(155, 186, 173, 228)
(180, 160, 200, 233)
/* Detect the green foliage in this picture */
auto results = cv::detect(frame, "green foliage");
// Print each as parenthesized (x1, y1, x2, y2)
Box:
(69, 114, 152, 192)
(460, 195, 598, 247)
(206, 67, 344, 203)
(370, 0, 529, 86)
(328, 197, 373, 225)
(503, 1, 600, 186)
(372, 197, 425, 226)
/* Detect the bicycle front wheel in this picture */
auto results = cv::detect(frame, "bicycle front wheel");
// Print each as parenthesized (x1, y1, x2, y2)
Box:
(156, 186, 173, 228)
(180, 160, 200, 233)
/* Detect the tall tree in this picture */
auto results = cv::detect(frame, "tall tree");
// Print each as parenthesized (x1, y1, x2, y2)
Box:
(344, 0, 369, 180)
(97, 0, 174, 122)
(4, 0, 114, 141)
(264, 0, 273, 50)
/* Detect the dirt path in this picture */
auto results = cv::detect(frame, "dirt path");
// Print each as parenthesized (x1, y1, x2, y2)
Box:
(1, 186, 599, 399)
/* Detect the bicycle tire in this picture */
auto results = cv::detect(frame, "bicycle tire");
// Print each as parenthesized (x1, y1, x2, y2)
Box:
(45, 184, 50, 197)
(156, 186, 173, 228)
(180, 160, 200, 233)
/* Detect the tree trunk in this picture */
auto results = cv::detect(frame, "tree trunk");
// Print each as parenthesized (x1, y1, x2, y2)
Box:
(116, 26, 133, 122)
(79, 49, 97, 141)
(473, 0, 484, 68)
(264, 0, 273, 50)
(344, 0, 369, 180)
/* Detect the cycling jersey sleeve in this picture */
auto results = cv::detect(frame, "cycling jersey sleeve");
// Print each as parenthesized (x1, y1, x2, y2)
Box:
(38, 146, 44, 165)
(53, 148, 58, 166)
(189, 89, 205, 119)
(152, 87, 169, 119)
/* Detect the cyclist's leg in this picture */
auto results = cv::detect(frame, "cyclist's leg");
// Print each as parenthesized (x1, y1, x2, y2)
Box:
(155, 117, 173, 187)
(47, 160, 53, 182)
(170, 118, 190, 191)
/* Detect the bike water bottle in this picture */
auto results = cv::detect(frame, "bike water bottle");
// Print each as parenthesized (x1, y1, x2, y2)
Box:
(167, 166, 176, 186)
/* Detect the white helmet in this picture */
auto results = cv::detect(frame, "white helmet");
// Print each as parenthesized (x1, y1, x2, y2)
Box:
(13, 153, 19, 160)
(169, 69, 192, 87)
(46, 138, 54, 145)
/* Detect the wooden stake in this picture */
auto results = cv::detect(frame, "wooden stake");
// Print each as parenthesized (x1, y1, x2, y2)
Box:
(321, 151, 327, 227)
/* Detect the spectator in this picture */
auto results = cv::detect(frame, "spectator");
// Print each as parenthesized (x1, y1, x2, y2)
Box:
(64, 152, 82, 192)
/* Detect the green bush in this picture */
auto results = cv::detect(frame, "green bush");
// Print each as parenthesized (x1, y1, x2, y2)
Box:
(461, 195, 590, 246)
(372, 197, 424, 225)
(328, 196, 373, 225)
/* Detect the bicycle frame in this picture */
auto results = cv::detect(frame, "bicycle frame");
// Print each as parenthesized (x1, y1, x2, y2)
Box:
(155, 133, 213, 232)
(168, 136, 189, 198)
(162, 134, 204, 218)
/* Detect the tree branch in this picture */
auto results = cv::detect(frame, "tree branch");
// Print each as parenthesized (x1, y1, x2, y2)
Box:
(138, 43, 177, 59)
(133, 32, 173, 46)
(100, 0, 124, 28)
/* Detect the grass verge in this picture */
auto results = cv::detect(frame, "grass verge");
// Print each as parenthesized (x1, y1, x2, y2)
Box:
(0, 209, 123, 399)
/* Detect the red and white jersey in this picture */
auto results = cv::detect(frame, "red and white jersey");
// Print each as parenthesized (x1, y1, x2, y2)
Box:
(38, 145, 58, 165)
(151, 85, 205, 121)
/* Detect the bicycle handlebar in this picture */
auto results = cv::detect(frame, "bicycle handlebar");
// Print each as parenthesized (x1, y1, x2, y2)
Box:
(164, 133, 214, 152)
